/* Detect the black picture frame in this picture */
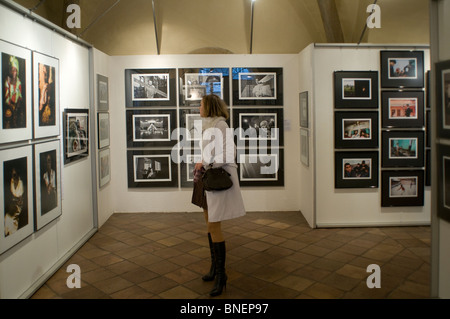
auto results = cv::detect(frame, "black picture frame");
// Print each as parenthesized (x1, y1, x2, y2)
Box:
(178, 68, 230, 107)
(179, 108, 202, 143)
(426, 110, 431, 148)
(127, 149, 178, 188)
(334, 111, 379, 149)
(381, 170, 424, 207)
(232, 67, 283, 106)
(435, 60, 450, 139)
(63, 109, 89, 164)
(426, 70, 431, 109)
(437, 144, 450, 222)
(334, 71, 378, 109)
(179, 149, 202, 188)
(126, 109, 177, 148)
(425, 148, 431, 187)
(335, 151, 379, 188)
(381, 130, 424, 168)
(299, 91, 309, 128)
(381, 90, 424, 128)
(380, 50, 424, 88)
(124, 68, 176, 107)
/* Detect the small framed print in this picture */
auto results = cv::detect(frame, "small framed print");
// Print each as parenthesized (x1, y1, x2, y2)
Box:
(179, 108, 202, 142)
(237, 148, 284, 187)
(63, 109, 89, 164)
(1, 145, 34, 255)
(381, 91, 424, 128)
(381, 170, 424, 207)
(380, 50, 424, 88)
(98, 112, 110, 149)
(381, 130, 424, 168)
(125, 68, 176, 107)
(334, 71, 378, 109)
(127, 150, 178, 188)
(98, 148, 111, 188)
(437, 144, 450, 222)
(126, 109, 176, 148)
(34, 140, 62, 230)
(435, 60, 450, 139)
(178, 68, 230, 106)
(334, 111, 378, 149)
(232, 67, 283, 106)
(335, 151, 379, 188)
(1, 40, 32, 144)
(300, 128, 309, 167)
(97, 74, 109, 111)
(33, 51, 60, 139)
(180, 150, 202, 188)
(299, 91, 309, 128)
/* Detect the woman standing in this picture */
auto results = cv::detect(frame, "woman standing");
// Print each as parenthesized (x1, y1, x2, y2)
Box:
(193, 94, 246, 297)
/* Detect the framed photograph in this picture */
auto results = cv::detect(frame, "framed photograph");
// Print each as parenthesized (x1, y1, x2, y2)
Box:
(435, 60, 450, 139)
(334, 71, 378, 109)
(232, 108, 284, 147)
(125, 68, 176, 107)
(179, 108, 202, 142)
(126, 109, 177, 148)
(381, 130, 424, 168)
(300, 128, 309, 167)
(34, 140, 62, 230)
(437, 144, 450, 222)
(232, 67, 283, 106)
(426, 110, 431, 148)
(381, 91, 424, 128)
(97, 74, 109, 111)
(33, 51, 60, 139)
(381, 170, 424, 207)
(299, 91, 309, 128)
(127, 150, 178, 188)
(98, 148, 111, 188)
(0, 145, 34, 255)
(63, 109, 89, 164)
(180, 151, 202, 188)
(426, 70, 431, 109)
(98, 112, 110, 149)
(1, 40, 32, 144)
(335, 151, 379, 188)
(380, 50, 424, 88)
(237, 148, 284, 187)
(178, 68, 230, 106)
(426, 148, 431, 187)
(334, 111, 378, 148)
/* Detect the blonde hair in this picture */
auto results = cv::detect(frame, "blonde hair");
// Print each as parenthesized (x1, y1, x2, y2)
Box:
(201, 94, 229, 119)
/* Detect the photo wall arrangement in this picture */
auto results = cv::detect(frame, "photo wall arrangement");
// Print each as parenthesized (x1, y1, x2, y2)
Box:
(124, 67, 285, 188)
(97, 74, 110, 188)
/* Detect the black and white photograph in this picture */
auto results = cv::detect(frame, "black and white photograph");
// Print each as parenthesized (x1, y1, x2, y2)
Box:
(180, 152, 202, 188)
(97, 74, 109, 111)
(1, 40, 32, 144)
(382, 91, 424, 128)
(34, 140, 62, 230)
(63, 109, 89, 164)
(98, 112, 110, 149)
(381, 170, 424, 207)
(99, 148, 111, 188)
(300, 128, 309, 167)
(382, 130, 424, 167)
(33, 51, 60, 139)
(334, 71, 378, 108)
(380, 51, 424, 88)
(237, 148, 284, 187)
(179, 109, 202, 142)
(436, 60, 450, 138)
(437, 144, 450, 222)
(299, 91, 309, 128)
(334, 111, 378, 148)
(335, 151, 378, 188)
(0, 145, 34, 255)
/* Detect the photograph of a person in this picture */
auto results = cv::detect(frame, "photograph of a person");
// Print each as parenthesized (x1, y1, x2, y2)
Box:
(389, 97, 417, 119)
(39, 150, 57, 215)
(239, 153, 278, 181)
(38, 62, 56, 127)
(134, 155, 171, 182)
(389, 138, 418, 159)
(67, 113, 88, 158)
(238, 72, 276, 99)
(184, 73, 223, 100)
(342, 158, 371, 179)
(132, 73, 169, 101)
(442, 69, 450, 129)
(389, 176, 418, 198)
(342, 119, 372, 140)
(342, 78, 371, 99)
(389, 58, 417, 79)
(133, 114, 170, 142)
(239, 113, 278, 140)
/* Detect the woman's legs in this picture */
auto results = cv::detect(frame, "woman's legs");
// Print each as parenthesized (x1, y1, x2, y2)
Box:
(203, 209, 224, 242)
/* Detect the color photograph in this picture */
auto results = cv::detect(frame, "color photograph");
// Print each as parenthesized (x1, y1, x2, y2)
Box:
(388, 58, 417, 79)
(389, 176, 418, 197)
(389, 138, 417, 159)
(388, 98, 417, 119)
(342, 119, 372, 140)
(342, 78, 371, 99)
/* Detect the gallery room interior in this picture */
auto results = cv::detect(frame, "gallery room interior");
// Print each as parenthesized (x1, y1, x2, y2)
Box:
(0, 0, 449, 300)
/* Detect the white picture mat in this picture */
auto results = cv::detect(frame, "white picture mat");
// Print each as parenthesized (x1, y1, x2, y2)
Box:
(98, 112, 110, 149)
(238, 72, 277, 100)
(133, 154, 172, 182)
(132, 114, 171, 142)
(99, 148, 111, 188)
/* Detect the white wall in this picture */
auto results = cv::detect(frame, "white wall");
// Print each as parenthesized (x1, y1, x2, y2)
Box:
(0, 4, 95, 298)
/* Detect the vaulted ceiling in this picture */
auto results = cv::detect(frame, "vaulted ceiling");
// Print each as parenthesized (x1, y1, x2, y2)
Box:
(11, 0, 430, 56)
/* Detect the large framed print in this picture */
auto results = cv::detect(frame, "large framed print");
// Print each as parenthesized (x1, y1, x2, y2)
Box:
(97, 74, 109, 111)
(381, 170, 424, 207)
(125, 68, 176, 107)
(334, 71, 378, 109)
(335, 151, 378, 188)
(33, 51, 60, 139)
(381, 130, 424, 167)
(63, 109, 89, 164)
(99, 148, 111, 188)
(237, 148, 284, 187)
(299, 91, 309, 128)
(437, 144, 450, 222)
(178, 68, 230, 107)
(435, 60, 450, 138)
(381, 91, 424, 128)
(334, 111, 378, 149)
(98, 112, 110, 149)
(34, 140, 62, 230)
(180, 150, 202, 188)
(232, 108, 284, 147)
(126, 109, 176, 148)
(0, 145, 34, 255)
(1, 40, 32, 144)
(127, 150, 178, 188)
(300, 128, 309, 167)
(380, 50, 424, 88)
(232, 68, 283, 106)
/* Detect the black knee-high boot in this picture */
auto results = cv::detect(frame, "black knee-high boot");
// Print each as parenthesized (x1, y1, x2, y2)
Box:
(202, 233, 216, 281)
(210, 241, 227, 297)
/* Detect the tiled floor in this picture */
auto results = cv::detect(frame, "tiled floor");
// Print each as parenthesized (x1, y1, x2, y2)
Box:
(31, 211, 431, 299)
